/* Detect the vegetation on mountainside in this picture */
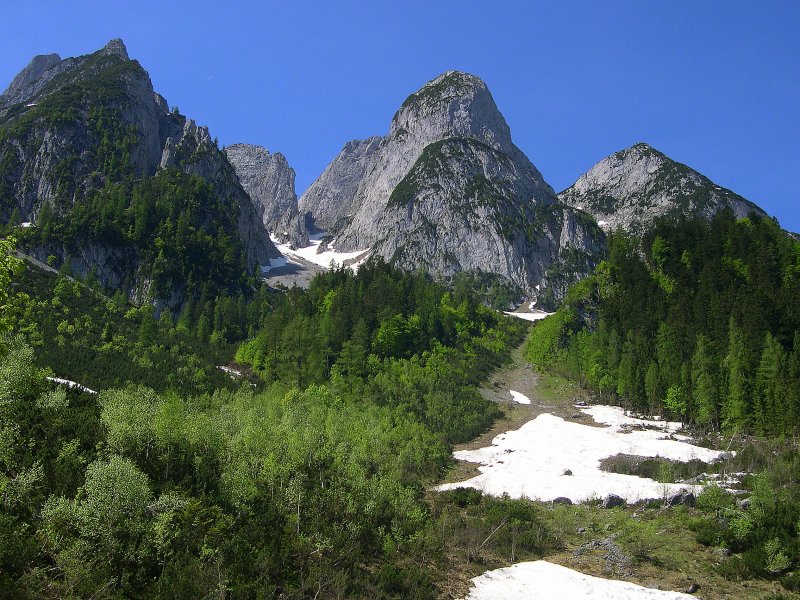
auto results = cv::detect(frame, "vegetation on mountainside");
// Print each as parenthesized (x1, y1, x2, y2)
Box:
(0, 46, 251, 304)
(14, 169, 250, 300)
(1, 255, 529, 598)
(525, 209, 800, 434)
(7, 261, 238, 394)
(523, 209, 800, 591)
(399, 71, 475, 112)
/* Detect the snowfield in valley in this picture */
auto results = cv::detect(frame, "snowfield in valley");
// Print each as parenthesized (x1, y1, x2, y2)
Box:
(503, 309, 552, 322)
(464, 560, 692, 599)
(46, 376, 97, 395)
(437, 403, 729, 503)
(270, 233, 370, 271)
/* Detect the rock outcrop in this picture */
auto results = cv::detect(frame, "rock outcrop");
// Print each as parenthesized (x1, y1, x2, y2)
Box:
(301, 71, 604, 302)
(558, 143, 767, 235)
(225, 143, 308, 247)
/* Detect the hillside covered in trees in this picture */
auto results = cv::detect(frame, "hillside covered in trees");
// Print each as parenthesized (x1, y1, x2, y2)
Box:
(525, 209, 800, 434)
(1, 249, 534, 598)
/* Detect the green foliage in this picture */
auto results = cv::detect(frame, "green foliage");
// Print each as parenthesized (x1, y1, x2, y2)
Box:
(235, 260, 522, 443)
(0, 236, 23, 333)
(525, 211, 800, 431)
(694, 471, 800, 581)
(7, 263, 234, 394)
(0, 46, 250, 304)
(0, 257, 525, 597)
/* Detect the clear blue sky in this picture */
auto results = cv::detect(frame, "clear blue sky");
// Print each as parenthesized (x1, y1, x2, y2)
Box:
(3, 1, 798, 231)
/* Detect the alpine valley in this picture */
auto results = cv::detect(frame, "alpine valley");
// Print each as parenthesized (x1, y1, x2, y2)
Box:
(2, 39, 799, 600)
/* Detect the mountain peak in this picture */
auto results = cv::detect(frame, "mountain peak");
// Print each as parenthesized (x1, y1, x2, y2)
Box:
(400, 70, 489, 111)
(559, 144, 766, 233)
(391, 70, 512, 154)
(99, 38, 129, 60)
(1, 52, 62, 100)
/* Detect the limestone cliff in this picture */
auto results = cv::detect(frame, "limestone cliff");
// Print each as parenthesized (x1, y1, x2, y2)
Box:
(301, 71, 603, 302)
(558, 143, 767, 234)
(225, 143, 308, 247)
(0, 39, 278, 306)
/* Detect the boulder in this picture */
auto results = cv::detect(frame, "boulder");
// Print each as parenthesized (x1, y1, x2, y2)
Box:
(601, 494, 626, 509)
(666, 489, 696, 507)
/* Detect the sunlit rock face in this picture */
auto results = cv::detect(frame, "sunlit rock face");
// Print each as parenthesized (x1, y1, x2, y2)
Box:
(558, 142, 766, 235)
(226, 143, 308, 247)
(301, 71, 604, 302)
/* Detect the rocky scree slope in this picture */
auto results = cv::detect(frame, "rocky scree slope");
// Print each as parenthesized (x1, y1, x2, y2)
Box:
(0, 39, 279, 307)
(301, 71, 604, 303)
(558, 142, 767, 235)
(225, 143, 308, 247)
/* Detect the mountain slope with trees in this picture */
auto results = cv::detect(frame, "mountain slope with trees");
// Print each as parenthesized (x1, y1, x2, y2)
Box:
(0, 39, 278, 309)
(525, 209, 800, 434)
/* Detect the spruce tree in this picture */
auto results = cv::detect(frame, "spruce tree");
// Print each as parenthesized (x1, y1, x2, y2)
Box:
(722, 317, 749, 431)
(691, 334, 719, 427)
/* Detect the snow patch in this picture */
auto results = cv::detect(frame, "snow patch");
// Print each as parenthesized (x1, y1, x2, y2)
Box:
(597, 220, 608, 227)
(436, 406, 729, 503)
(260, 256, 288, 274)
(19, 222, 33, 228)
(270, 232, 369, 271)
(217, 365, 242, 378)
(509, 390, 530, 405)
(465, 560, 692, 599)
(583, 405, 682, 433)
(47, 376, 97, 395)
(503, 310, 552, 322)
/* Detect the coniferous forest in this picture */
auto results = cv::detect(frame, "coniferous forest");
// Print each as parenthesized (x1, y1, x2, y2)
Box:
(5, 208, 800, 598)
(525, 209, 800, 435)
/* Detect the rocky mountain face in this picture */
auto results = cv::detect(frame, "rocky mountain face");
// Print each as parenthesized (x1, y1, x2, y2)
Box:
(225, 143, 308, 247)
(0, 39, 279, 306)
(558, 143, 767, 235)
(298, 136, 382, 231)
(301, 71, 604, 303)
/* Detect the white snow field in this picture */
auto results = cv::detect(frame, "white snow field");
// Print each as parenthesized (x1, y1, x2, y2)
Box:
(271, 233, 369, 271)
(509, 390, 531, 404)
(583, 405, 682, 433)
(437, 404, 728, 503)
(260, 256, 288, 274)
(217, 365, 243, 377)
(464, 560, 692, 599)
(503, 310, 552, 322)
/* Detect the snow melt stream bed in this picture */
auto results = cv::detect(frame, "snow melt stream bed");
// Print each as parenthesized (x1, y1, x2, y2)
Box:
(437, 403, 729, 503)
(464, 560, 691, 599)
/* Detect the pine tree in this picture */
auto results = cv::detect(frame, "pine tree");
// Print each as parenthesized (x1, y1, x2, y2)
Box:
(645, 360, 661, 414)
(787, 333, 800, 432)
(722, 317, 749, 431)
(754, 332, 786, 435)
(691, 334, 719, 427)
(616, 330, 636, 402)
